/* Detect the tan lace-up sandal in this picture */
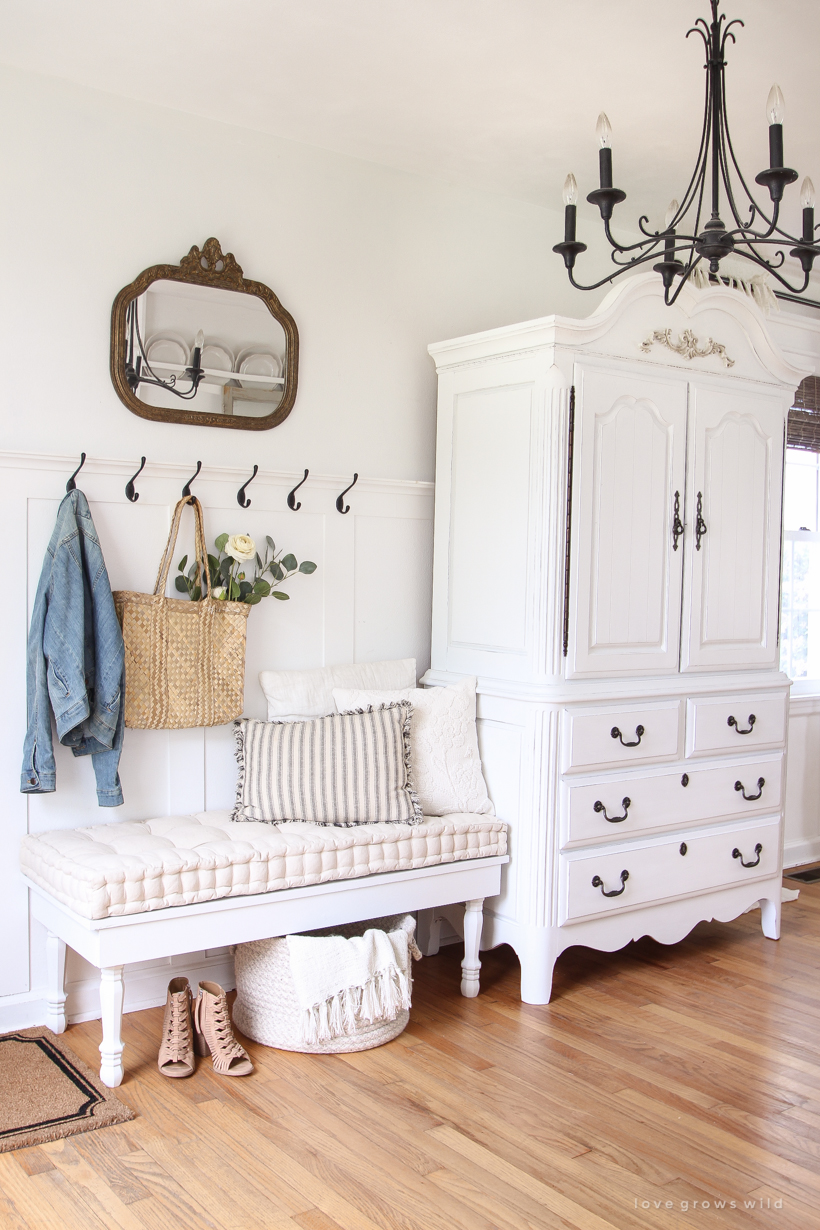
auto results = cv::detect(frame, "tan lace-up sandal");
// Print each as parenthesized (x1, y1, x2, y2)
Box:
(193, 981, 254, 1077)
(158, 977, 195, 1078)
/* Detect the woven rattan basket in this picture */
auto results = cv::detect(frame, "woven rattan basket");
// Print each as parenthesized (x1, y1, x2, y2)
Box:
(233, 914, 416, 1054)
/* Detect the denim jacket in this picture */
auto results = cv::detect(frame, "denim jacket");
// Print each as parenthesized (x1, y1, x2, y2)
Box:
(21, 490, 125, 806)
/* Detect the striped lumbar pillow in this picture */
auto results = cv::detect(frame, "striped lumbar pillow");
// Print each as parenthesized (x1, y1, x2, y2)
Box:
(232, 703, 422, 826)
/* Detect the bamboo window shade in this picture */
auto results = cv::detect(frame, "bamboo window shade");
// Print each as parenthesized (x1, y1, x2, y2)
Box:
(788, 377, 820, 452)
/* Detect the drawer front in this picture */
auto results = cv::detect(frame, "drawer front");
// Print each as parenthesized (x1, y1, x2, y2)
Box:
(563, 701, 681, 773)
(560, 817, 780, 924)
(686, 693, 787, 757)
(564, 756, 783, 846)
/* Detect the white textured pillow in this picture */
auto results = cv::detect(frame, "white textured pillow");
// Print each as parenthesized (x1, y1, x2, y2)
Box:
(259, 659, 416, 722)
(332, 676, 494, 817)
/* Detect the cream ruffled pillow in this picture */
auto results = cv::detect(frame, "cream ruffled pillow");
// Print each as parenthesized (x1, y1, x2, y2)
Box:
(332, 676, 494, 817)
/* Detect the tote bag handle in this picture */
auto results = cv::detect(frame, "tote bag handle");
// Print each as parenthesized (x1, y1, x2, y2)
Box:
(153, 495, 212, 600)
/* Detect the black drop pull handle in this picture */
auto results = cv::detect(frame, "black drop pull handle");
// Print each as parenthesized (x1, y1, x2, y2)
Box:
(679, 842, 688, 856)
(681, 773, 689, 787)
(734, 777, 765, 802)
(672, 490, 684, 551)
(592, 870, 629, 898)
(611, 724, 644, 748)
(728, 714, 756, 735)
(593, 797, 631, 823)
(733, 842, 763, 869)
(695, 490, 708, 551)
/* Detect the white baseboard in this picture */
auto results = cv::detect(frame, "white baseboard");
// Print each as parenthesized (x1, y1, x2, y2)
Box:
(783, 837, 820, 869)
(0, 950, 236, 1033)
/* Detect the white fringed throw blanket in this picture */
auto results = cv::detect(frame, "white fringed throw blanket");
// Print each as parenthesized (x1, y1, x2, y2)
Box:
(287, 916, 422, 1045)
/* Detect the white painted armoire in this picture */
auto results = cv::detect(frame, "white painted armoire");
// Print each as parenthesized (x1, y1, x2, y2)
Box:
(424, 272, 810, 1003)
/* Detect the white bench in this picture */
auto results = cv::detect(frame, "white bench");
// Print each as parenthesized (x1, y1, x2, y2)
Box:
(21, 811, 507, 1086)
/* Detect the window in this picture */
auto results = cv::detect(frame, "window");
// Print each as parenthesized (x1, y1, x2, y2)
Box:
(780, 450, 820, 678)
(780, 377, 820, 680)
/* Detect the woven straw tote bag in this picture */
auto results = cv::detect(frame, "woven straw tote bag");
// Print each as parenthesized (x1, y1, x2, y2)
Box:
(114, 495, 250, 729)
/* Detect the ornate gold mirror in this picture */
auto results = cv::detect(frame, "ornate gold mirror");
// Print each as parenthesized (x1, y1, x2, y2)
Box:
(110, 239, 298, 430)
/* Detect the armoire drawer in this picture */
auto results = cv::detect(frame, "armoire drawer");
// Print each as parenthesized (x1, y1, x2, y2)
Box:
(686, 693, 788, 758)
(559, 817, 780, 924)
(563, 701, 681, 773)
(562, 756, 783, 847)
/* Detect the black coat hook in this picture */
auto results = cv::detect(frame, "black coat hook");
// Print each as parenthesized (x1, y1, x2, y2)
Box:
(125, 457, 146, 502)
(66, 453, 86, 493)
(287, 469, 309, 511)
(336, 473, 358, 514)
(236, 465, 258, 508)
(182, 461, 202, 498)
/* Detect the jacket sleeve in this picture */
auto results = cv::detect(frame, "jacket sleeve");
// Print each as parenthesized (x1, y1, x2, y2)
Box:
(20, 564, 56, 794)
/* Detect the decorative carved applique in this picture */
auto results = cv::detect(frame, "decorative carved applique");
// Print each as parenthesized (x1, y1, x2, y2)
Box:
(640, 328, 735, 368)
(178, 238, 244, 288)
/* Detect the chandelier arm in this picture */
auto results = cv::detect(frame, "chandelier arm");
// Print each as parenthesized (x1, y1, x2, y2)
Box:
(668, 69, 713, 232)
(665, 255, 707, 306)
(566, 248, 674, 293)
(603, 219, 668, 255)
(723, 248, 811, 293)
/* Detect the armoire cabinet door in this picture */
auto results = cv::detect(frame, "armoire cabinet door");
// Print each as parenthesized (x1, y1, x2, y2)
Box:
(681, 383, 785, 671)
(568, 364, 688, 677)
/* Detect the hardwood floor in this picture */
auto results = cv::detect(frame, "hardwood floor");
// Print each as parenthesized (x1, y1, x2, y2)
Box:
(2, 885, 820, 1229)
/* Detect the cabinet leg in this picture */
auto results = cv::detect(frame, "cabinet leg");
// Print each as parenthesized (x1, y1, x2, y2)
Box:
(416, 908, 442, 956)
(519, 931, 560, 1005)
(461, 899, 484, 998)
(98, 966, 125, 1088)
(45, 933, 67, 1034)
(760, 896, 781, 941)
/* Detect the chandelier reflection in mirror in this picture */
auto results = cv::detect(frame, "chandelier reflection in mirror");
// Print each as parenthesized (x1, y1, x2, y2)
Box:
(553, 0, 819, 308)
(124, 300, 206, 401)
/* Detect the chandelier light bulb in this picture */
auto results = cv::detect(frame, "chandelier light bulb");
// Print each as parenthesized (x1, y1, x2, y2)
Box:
(766, 83, 785, 126)
(596, 113, 612, 150)
(665, 199, 680, 230)
(194, 329, 205, 351)
(801, 177, 816, 209)
(563, 173, 579, 206)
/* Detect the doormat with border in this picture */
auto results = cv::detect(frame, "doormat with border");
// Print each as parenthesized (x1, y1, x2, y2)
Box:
(0, 1026, 134, 1153)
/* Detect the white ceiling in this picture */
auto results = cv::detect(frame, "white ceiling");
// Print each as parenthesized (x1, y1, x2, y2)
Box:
(3, 0, 819, 234)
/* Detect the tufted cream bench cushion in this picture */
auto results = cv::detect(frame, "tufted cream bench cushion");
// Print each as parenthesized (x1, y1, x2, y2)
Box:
(20, 811, 508, 921)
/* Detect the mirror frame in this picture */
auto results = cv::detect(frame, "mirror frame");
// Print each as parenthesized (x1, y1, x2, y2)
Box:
(110, 238, 299, 431)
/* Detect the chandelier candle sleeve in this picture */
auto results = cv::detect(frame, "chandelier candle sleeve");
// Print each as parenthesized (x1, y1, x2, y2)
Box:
(766, 84, 784, 169)
(802, 178, 815, 243)
(563, 174, 578, 241)
(596, 113, 613, 190)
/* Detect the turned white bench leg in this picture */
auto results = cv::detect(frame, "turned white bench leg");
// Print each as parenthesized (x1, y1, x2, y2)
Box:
(461, 899, 484, 998)
(99, 966, 125, 1088)
(45, 933, 67, 1034)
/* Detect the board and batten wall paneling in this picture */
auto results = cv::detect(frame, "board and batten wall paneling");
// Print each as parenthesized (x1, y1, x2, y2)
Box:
(0, 452, 432, 1022)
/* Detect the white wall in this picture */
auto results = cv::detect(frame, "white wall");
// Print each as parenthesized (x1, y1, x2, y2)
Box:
(0, 66, 596, 483)
(0, 65, 596, 1028)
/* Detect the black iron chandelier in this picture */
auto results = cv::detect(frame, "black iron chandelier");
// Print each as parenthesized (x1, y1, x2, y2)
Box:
(553, 0, 818, 308)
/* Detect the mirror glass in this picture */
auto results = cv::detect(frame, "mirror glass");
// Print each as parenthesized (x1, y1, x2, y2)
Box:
(111, 240, 299, 431)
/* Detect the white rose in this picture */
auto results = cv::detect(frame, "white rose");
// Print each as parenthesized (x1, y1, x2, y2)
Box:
(212, 586, 227, 600)
(226, 534, 256, 562)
